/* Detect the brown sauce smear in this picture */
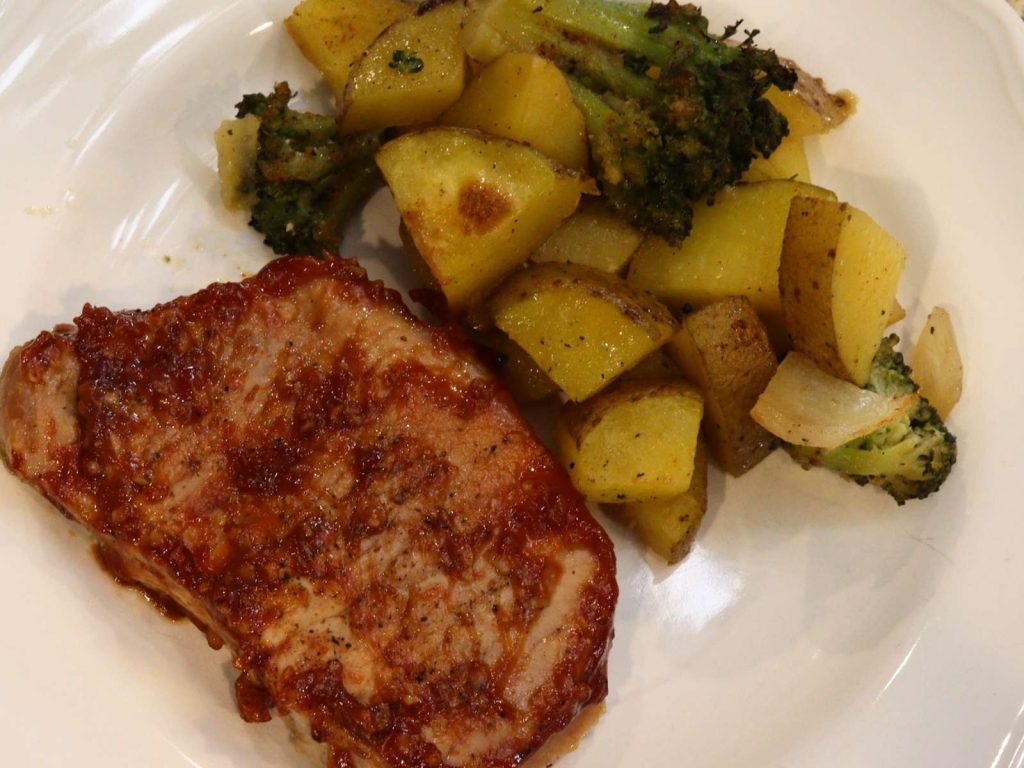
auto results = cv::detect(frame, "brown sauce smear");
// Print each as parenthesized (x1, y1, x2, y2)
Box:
(93, 542, 188, 621)
(235, 673, 274, 723)
(92, 543, 225, 650)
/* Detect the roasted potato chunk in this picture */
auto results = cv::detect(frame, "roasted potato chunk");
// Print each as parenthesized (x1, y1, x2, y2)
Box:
(779, 197, 906, 385)
(340, 1, 467, 133)
(743, 136, 810, 183)
(764, 73, 856, 140)
(489, 262, 677, 401)
(610, 440, 709, 564)
(627, 180, 837, 330)
(556, 380, 703, 503)
(532, 199, 643, 274)
(668, 298, 777, 475)
(441, 52, 588, 169)
(285, 0, 411, 100)
(377, 128, 591, 312)
(214, 115, 260, 211)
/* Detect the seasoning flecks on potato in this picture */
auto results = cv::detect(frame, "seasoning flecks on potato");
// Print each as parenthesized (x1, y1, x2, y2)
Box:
(668, 297, 778, 476)
(489, 262, 677, 401)
(556, 380, 704, 503)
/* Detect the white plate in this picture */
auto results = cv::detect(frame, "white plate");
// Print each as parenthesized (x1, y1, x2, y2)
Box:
(1, 1, 1023, 766)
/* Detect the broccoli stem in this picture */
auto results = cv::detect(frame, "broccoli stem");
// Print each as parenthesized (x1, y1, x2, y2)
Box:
(471, 0, 659, 97)
(314, 157, 383, 250)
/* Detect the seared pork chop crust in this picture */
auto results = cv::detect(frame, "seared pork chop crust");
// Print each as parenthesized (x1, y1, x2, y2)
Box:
(0, 257, 617, 768)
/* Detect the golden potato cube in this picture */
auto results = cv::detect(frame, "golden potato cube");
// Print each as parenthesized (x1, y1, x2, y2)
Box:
(377, 128, 591, 312)
(668, 298, 777, 476)
(766, 87, 831, 139)
(460, 0, 537, 65)
(611, 440, 709, 564)
(556, 380, 704, 503)
(764, 78, 856, 140)
(340, 1, 467, 133)
(532, 199, 643, 274)
(441, 52, 588, 169)
(626, 180, 837, 325)
(779, 197, 906, 385)
(214, 115, 260, 211)
(489, 262, 678, 401)
(743, 135, 811, 184)
(284, 0, 411, 100)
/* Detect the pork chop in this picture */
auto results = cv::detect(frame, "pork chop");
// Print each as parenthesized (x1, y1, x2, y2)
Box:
(0, 256, 617, 768)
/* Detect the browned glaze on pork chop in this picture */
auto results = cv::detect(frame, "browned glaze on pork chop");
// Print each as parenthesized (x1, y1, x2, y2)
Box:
(0, 256, 617, 768)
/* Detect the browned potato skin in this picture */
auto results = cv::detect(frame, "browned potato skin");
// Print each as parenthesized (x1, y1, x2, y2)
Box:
(778, 197, 848, 380)
(779, 197, 906, 386)
(607, 440, 709, 564)
(668, 297, 778, 476)
(625, 180, 836, 355)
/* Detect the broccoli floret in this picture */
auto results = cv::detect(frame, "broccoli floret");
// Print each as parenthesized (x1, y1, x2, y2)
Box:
(790, 335, 958, 505)
(465, 0, 796, 242)
(234, 82, 382, 256)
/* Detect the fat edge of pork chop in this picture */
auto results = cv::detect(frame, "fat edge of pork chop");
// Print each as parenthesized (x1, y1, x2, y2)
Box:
(0, 256, 617, 768)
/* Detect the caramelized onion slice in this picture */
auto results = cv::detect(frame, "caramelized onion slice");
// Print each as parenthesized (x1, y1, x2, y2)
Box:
(911, 307, 962, 419)
(751, 352, 918, 449)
